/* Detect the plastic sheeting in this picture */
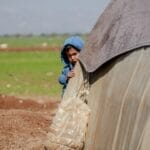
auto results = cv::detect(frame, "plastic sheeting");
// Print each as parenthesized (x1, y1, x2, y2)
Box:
(47, 96, 90, 150)
(84, 48, 150, 150)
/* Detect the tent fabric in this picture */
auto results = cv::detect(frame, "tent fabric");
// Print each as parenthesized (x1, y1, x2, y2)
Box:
(84, 47, 150, 150)
(79, 0, 150, 73)
(47, 63, 90, 150)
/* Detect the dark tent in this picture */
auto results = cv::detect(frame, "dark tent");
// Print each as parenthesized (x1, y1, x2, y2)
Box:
(64, 0, 150, 149)
(80, 0, 150, 72)
(49, 0, 150, 149)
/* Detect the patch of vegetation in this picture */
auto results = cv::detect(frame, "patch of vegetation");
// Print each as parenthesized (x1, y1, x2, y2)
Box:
(0, 34, 88, 99)
(0, 34, 87, 48)
(0, 51, 63, 98)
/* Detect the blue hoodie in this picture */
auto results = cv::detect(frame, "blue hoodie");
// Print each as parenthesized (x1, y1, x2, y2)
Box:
(58, 36, 84, 95)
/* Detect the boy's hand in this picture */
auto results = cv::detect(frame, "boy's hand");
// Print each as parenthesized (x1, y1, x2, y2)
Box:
(67, 70, 75, 79)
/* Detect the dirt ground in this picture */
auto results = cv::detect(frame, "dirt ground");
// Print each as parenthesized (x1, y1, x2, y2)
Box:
(0, 46, 60, 52)
(0, 94, 59, 150)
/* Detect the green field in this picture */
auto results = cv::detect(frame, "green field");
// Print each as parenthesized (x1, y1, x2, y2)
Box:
(0, 34, 87, 99)
(0, 50, 63, 98)
(0, 34, 87, 48)
(0, 35, 67, 48)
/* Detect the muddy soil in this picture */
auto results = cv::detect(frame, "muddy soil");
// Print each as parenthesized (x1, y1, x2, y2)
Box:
(0, 94, 59, 150)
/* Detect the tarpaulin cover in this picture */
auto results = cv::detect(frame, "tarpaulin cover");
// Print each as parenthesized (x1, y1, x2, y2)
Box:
(79, 0, 150, 72)
(47, 96, 90, 150)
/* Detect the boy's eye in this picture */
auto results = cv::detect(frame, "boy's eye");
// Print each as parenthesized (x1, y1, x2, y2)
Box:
(72, 53, 77, 56)
(69, 53, 77, 57)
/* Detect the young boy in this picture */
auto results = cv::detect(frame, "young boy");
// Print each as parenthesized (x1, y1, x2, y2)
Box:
(58, 36, 84, 96)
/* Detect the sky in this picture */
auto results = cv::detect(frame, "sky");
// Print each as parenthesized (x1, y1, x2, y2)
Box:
(0, 0, 110, 35)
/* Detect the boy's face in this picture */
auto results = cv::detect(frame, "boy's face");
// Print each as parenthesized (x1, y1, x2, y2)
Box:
(66, 47, 80, 65)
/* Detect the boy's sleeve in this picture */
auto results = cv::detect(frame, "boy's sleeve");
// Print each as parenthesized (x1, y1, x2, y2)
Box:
(58, 67, 68, 85)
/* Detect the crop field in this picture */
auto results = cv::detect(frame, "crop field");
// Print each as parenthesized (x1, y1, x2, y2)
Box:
(0, 35, 67, 48)
(0, 34, 87, 100)
(0, 51, 63, 98)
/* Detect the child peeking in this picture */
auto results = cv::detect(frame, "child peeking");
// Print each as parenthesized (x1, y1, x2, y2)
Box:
(58, 36, 84, 96)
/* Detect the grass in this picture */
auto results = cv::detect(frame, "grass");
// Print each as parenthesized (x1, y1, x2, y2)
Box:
(0, 35, 67, 48)
(0, 34, 87, 48)
(0, 51, 63, 98)
(0, 34, 87, 99)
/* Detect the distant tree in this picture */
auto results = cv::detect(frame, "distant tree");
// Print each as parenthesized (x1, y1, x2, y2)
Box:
(3, 34, 10, 38)
(40, 33, 47, 37)
(14, 33, 21, 38)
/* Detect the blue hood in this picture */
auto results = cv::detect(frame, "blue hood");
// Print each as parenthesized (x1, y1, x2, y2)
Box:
(61, 36, 84, 64)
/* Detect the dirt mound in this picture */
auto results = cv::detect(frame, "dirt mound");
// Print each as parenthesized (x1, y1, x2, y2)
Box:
(0, 94, 59, 149)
